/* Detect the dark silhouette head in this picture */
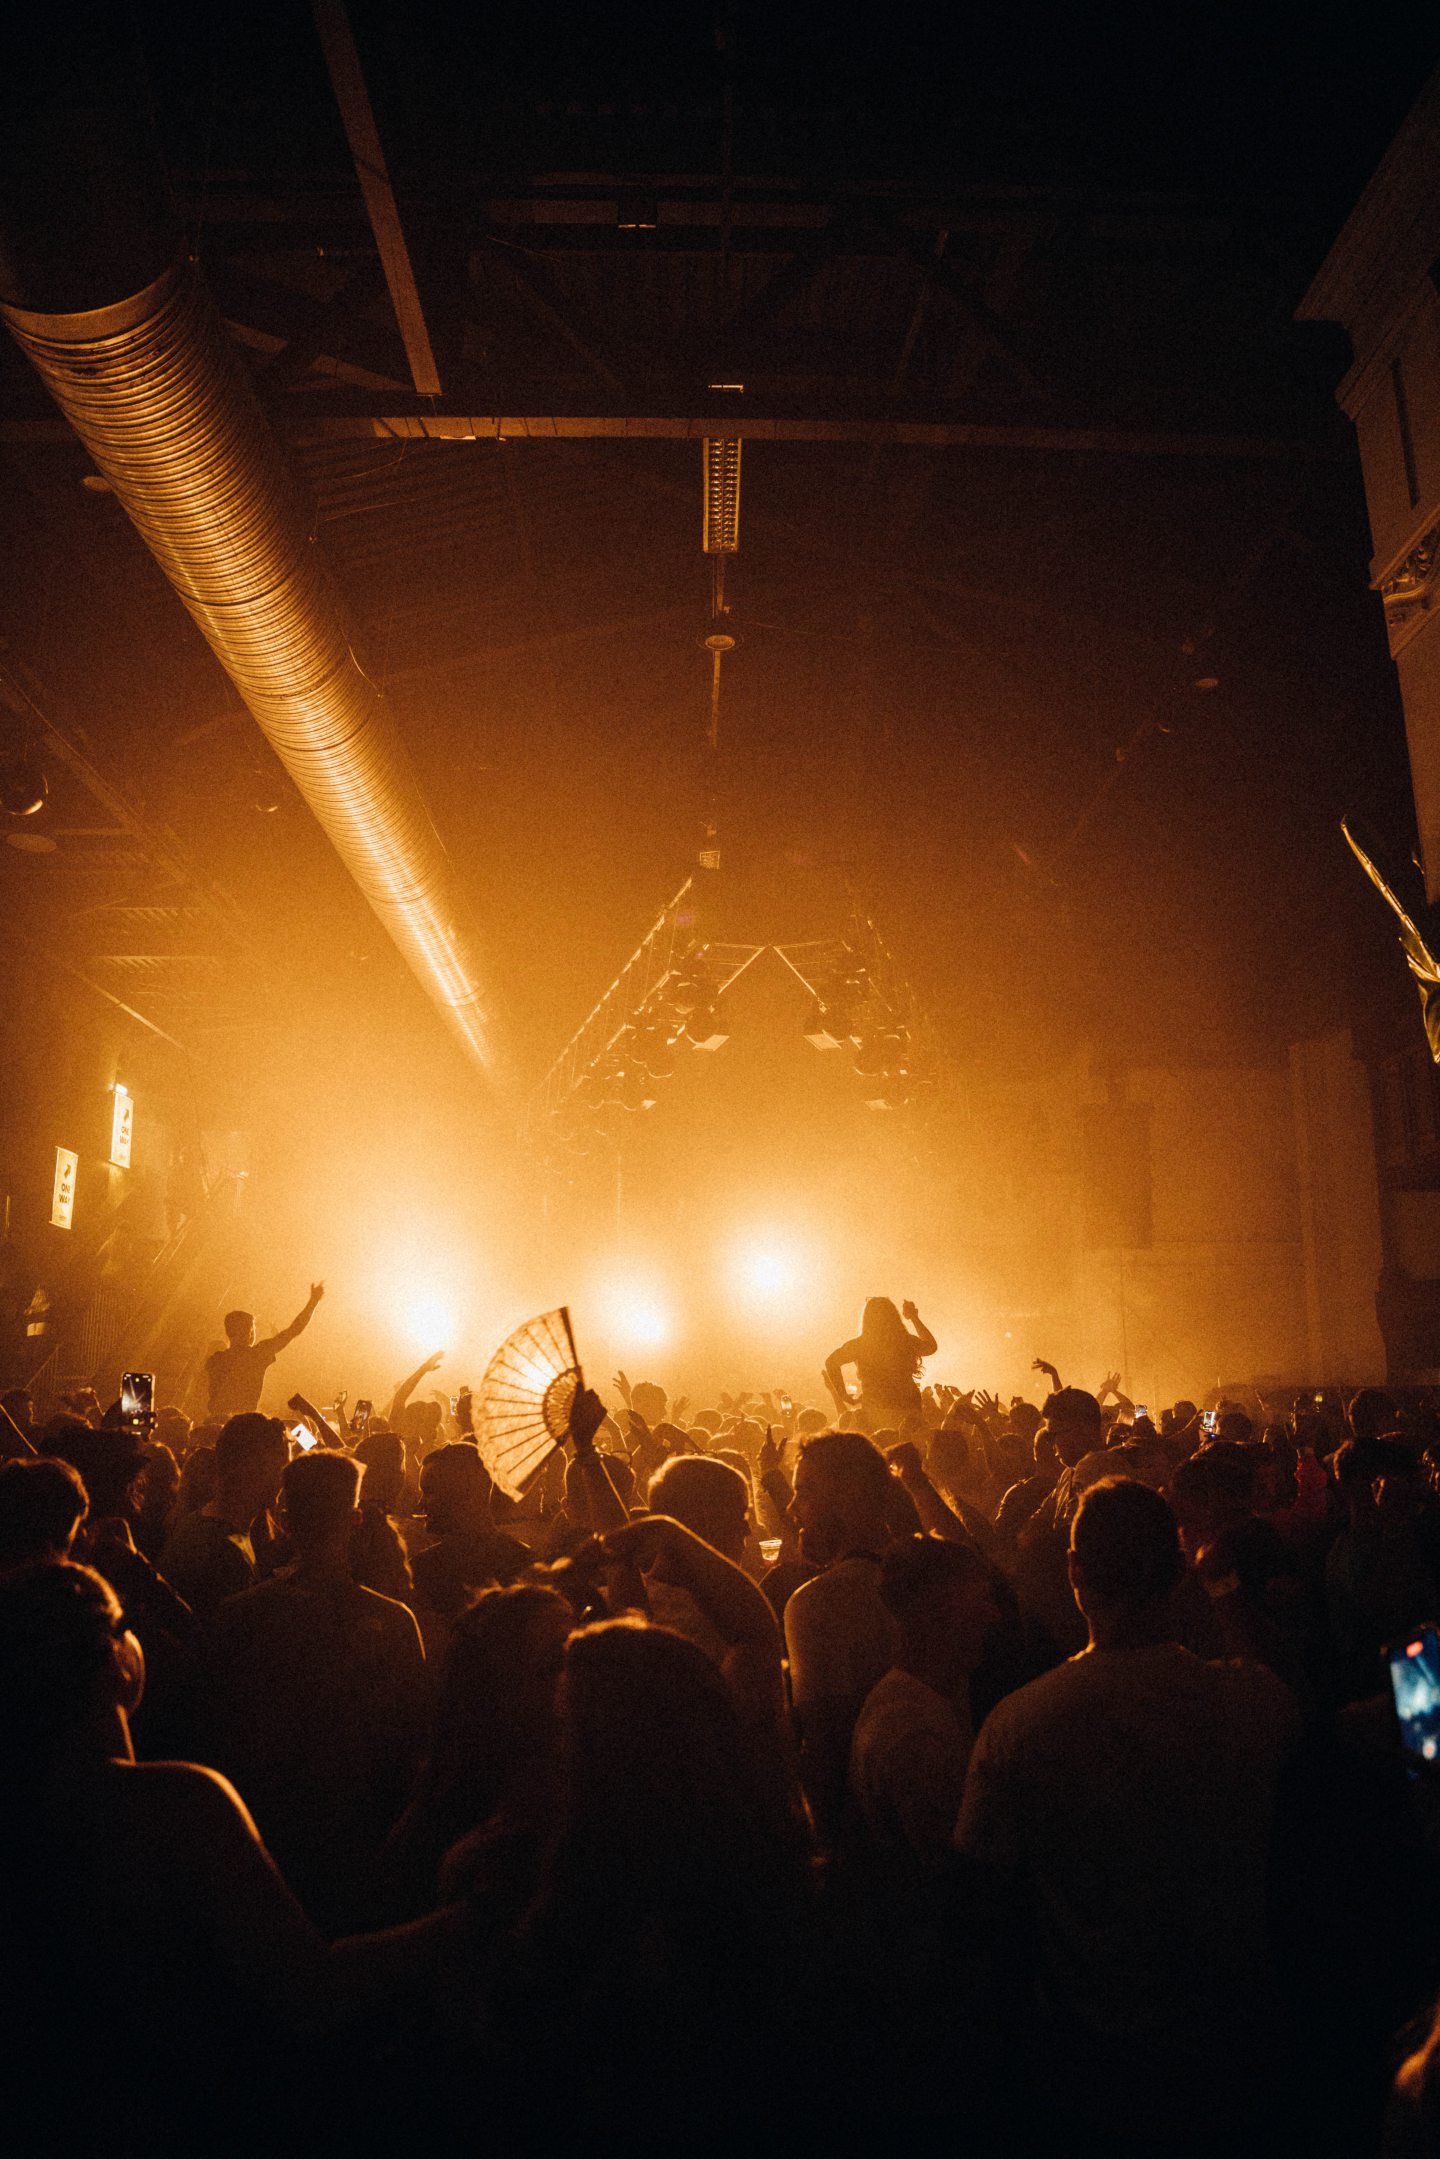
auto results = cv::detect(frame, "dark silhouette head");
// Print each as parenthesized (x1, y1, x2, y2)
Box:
(791, 1428, 891, 1564)
(0, 1562, 143, 1767)
(223, 1310, 255, 1348)
(279, 1448, 360, 1558)
(647, 1454, 750, 1563)
(0, 1458, 88, 1568)
(1069, 1477, 1183, 1622)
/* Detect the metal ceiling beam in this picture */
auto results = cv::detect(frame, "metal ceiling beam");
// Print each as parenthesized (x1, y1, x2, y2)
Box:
(268, 411, 1336, 458)
(310, 0, 443, 395)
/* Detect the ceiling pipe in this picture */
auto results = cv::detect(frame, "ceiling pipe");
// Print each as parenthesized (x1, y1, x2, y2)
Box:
(0, 18, 503, 1083)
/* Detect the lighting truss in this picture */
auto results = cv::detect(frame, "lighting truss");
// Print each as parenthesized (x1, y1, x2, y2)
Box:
(775, 891, 954, 1114)
(528, 877, 764, 1165)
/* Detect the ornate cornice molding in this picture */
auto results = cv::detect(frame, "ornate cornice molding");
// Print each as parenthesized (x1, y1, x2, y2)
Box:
(1380, 517, 1440, 656)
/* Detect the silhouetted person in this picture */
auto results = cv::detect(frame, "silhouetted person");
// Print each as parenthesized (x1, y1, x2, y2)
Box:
(0, 1455, 87, 1568)
(350, 1427, 415, 1606)
(0, 1563, 329, 2147)
(488, 1618, 819, 2143)
(850, 1534, 1000, 1887)
(410, 1443, 532, 1657)
(957, 1476, 1299, 2147)
(379, 1583, 572, 1925)
(202, 1449, 425, 1933)
(783, 1429, 900, 1842)
(824, 1296, 936, 1432)
(205, 1283, 324, 1419)
(159, 1414, 289, 1618)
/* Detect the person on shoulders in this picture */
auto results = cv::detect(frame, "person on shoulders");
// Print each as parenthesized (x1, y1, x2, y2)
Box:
(204, 1284, 324, 1420)
(823, 1297, 936, 1434)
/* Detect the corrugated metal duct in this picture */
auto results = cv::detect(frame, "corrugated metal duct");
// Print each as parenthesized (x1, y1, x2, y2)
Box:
(0, 25, 502, 1081)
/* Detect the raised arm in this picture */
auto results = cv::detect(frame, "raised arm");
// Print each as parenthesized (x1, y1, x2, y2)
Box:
(257, 1282, 324, 1357)
(567, 1385, 630, 1536)
(887, 1441, 983, 1550)
(605, 1514, 781, 1660)
(902, 1300, 937, 1357)
(388, 1349, 443, 1425)
(287, 1392, 342, 1450)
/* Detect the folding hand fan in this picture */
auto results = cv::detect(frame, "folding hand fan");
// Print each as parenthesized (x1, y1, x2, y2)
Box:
(474, 1305, 583, 1499)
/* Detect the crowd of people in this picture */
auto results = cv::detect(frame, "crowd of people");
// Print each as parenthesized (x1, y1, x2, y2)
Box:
(5, 1289, 1440, 2154)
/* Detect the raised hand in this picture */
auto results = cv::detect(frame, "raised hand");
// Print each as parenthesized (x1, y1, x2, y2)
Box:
(421, 1350, 445, 1374)
(974, 1389, 1001, 1418)
(1097, 1371, 1121, 1400)
(567, 1385, 607, 1454)
(902, 1299, 920, 1322)
(760, 1424, 787, 1477)
(309, 1282, 325, 1305)
(612, 1369, 632, 1402)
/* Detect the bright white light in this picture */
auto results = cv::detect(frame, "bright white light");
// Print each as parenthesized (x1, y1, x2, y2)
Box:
(618, 1299, 668, 1348)
(598, 1277, 670, 1351)
(731, 1237, 804, 1306)
(404, 1292, 455, 1351)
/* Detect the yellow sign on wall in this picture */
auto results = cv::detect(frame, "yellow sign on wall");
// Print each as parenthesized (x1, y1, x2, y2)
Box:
(110, 1083, 134, 1169)
(52, 1147, 78, 1230)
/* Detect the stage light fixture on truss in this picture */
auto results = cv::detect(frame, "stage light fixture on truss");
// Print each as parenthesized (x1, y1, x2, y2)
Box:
(777, 894, 952, 1118)
(528, 877, 764, 1172)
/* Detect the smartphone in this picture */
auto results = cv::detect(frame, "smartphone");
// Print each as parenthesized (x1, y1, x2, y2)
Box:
(287, 1421, 318, 1453)
(1202, 1410, 1218, 1435)
(120, 1370, 155, 1425)
(1388, 1626, 1440, 1773)
(778, 1392, 793, 1415)
(1135, 1403, 1149, 1421)
(350, 1398, 373, 1435)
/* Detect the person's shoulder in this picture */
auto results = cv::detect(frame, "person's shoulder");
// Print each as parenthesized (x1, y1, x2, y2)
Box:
(857, 1665, 953, 1737)
(799, 1555, 882, 1602)
(158, 1511, 217, 1567)
(971, 1653, 1088, 1747)
(352, 1580, 424, 1639)
(208, 1571, 284, 1629)
(1202, 1649, 1301, 1727)
(110, 1757, 260, 1838)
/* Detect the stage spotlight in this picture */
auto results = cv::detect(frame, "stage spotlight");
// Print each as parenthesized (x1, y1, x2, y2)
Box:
(0, 757, 48, 818)
(854, 1029, 907, 1078)
(684, 1004, 729, 1051)
(610, 1293, 669, 1349)
(733, 1241, 801, 1303)
(605, 1066, 658, 1112)
(803, 1001, 848, 1051)
(404, 1290, 455, 1350)
(631, 1028, 677, 1079)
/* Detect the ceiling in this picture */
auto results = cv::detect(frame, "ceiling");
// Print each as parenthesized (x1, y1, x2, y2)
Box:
(0, 3, 1435, 1103)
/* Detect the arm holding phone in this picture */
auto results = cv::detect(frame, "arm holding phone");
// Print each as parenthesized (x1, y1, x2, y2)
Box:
(287, 1394, 343, 1450)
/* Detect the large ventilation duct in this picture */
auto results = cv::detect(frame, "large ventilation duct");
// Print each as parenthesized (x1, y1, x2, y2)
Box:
(0, 24, 501, 1082)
